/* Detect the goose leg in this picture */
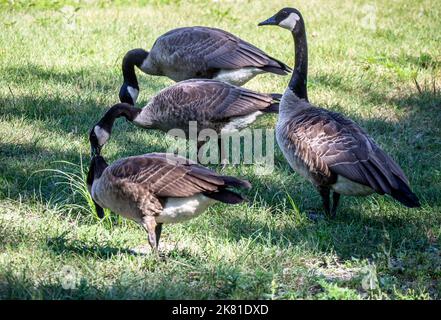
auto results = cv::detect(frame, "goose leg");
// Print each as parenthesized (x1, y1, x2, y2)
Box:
(155, 223, 163, 248)
(331, 192, 341, 218)
(318, 186, 331, 216)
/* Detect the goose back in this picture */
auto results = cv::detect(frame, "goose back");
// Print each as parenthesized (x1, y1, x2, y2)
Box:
(135, 79, 279, 136)
(144, 26, 291, 84)
(91, 153, 251, 224)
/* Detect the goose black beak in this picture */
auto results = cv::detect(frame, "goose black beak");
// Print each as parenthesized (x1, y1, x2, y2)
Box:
(94, 203, 105, 219)
(258, 16, 277, 26)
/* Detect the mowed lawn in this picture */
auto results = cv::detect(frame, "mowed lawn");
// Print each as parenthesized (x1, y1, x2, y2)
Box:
(0, 0, 440, 299)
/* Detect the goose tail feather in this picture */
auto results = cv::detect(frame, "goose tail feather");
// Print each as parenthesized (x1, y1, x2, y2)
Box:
(221, 176, 252, 190)
(203, 176, 251, 204)
(261, 93, 282, 113)
(204, 190, 246, 204)
(390, 179, 420, 208)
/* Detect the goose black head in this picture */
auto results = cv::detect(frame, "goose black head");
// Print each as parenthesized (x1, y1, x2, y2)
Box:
(89, 103, 141, 157)
(87, 155, 108, 219)
(120, 48, 149, 105)
(89, 122, 110, 157)
(258, 8, 304, 32)
(119, 82, 139, 106)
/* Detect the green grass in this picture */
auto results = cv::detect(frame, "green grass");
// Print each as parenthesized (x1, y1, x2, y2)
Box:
(0, 0, 440, 299)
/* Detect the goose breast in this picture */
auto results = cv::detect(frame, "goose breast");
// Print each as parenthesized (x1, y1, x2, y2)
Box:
(91, 174, 147, 223)
(276, 119, 317, 183)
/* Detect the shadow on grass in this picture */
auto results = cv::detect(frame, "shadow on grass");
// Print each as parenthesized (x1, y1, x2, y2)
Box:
(0, 130, 173, 202)
(216, 202, 437, 260)
(0, 266, 171, 299)
(0, 65, 176, 201)
(2, 63, 171, 101)
(46, 233, 136, 259)
(3, 64, 115, 93)
(47, 232, 210, 261)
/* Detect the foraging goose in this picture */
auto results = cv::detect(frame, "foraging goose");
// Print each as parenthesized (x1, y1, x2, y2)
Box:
(87, 152, 251, 251)
(258, 8, 420, 217)
(92, 79, 280, 162)
(119, 26, 291, 105)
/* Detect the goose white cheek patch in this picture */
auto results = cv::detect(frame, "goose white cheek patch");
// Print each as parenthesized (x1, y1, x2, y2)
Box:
(94, 126, 110, 146)
(127, 86, 139, 104)
(279, 12, 300, 30)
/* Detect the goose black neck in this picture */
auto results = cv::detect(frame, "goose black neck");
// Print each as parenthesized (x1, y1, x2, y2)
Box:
(289, 24, 308, 101)
(87, 156, 108, 184)
(98, 103, 141, 132)
(122, 48, 148, 88)
(87, 156, 108, 219)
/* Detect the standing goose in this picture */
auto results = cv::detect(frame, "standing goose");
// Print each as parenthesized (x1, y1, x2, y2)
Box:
(87, 152, 251, 251)
(92, 79, 281, 162)
(119, 26, 291, 105)
(258, 8, 420, 217)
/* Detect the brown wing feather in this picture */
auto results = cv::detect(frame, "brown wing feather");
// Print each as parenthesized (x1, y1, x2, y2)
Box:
(108, 154, 226, 198)
(203, 27, 291, 73)
(151, 79, 275, 121)
(154, 27, 290, 74)
(284, 112, 334, 184)
(284, 107, 412, 196)
(106, 153, 251, 212)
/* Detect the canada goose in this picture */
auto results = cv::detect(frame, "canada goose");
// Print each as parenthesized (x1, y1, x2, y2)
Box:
(258, 8, 420, 217)
(119, 26, 291, 105)
(92, 79, 281, 163)
(87, 152, 251, 251)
